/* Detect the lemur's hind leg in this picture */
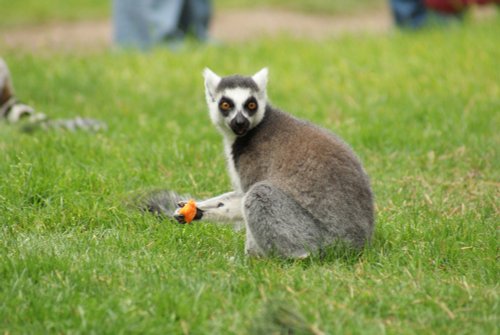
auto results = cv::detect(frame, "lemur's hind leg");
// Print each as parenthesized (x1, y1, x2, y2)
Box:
(243, 182, 323, 259)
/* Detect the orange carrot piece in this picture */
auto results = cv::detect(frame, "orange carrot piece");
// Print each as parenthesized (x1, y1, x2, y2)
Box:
(179, 199, 197, 223)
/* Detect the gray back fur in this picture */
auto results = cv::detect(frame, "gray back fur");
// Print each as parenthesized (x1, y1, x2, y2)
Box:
(231, 101, 374, 250)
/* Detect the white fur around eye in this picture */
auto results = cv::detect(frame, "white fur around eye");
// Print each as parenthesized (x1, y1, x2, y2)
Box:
(222, 88, 253, 109)
(220, 88, 266, 130)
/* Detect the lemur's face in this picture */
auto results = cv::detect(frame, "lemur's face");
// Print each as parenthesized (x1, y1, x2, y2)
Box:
(204, 68, 268, 138)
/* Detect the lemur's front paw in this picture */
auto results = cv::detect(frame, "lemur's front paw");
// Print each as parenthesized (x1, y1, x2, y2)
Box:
(174, 201, 189, 224)
(173, 205, 203, 224)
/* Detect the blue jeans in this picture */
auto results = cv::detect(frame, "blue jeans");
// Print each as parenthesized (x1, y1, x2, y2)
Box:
(390, 0, 466, 29)
(389, 0, 427, 28)
(113, 0, 212, 49)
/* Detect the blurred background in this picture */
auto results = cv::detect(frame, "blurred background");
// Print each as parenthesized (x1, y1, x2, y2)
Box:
(0, 0, 497, 53)
(0, 0, 383, 52)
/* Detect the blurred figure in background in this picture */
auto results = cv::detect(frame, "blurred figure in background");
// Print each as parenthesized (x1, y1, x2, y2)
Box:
(390, 0, 497, 29)
(0, 57, 36, 123)
(1, 58, 106, 132)
(113, 0, 212, 50)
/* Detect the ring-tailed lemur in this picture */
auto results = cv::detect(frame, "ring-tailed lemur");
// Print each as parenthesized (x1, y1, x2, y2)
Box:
(149, 68, 375, 258)
(0, 57, 106, 132)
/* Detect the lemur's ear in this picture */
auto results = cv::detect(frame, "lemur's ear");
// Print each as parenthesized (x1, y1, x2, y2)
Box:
(252, 67, 268, 92)
(203, 68, 221, 102)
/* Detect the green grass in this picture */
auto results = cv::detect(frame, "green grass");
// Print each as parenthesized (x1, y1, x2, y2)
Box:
(0, 0, 385, 28)
(1, 19, 499, 334)
(0, 0, 109, 27)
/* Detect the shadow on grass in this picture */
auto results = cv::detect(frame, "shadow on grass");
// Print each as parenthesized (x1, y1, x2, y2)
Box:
(243, 241, 368, 271)
(249, 298, 324, 335)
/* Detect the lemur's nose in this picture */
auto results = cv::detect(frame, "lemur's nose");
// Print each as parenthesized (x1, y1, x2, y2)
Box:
(230, 112, 250, 136)
(234, 113, 247, 126)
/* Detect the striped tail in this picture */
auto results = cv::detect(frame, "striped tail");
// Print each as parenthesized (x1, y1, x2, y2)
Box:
(21, 115, 108, 133)
(1, 97, 107, 133)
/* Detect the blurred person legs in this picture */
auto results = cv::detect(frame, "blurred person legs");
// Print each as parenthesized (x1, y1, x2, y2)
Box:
(390, 0, 428, 28)
(113, 0, 212, 50)
(179, 0, 212, 42)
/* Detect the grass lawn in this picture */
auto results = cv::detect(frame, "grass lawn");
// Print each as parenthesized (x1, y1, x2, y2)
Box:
(1, 18, 499, 334)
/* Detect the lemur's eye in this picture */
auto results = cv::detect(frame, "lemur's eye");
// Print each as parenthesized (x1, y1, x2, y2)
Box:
(247, 102, 257, 110)
(220, 101, 231, 111)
